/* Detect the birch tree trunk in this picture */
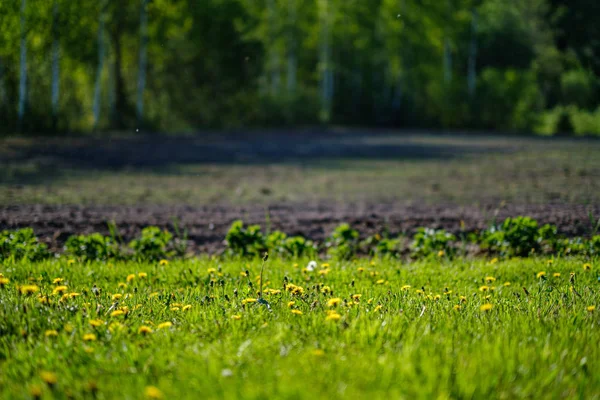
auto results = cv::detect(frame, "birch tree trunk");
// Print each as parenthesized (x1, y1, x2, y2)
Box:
(286, 0, 297, 96)
(93, 8, 105, 130)
(51, 0, 60, 128)
(137, 0, 148, 124)
(467, 9, 478, 98)
(18, 0, 27, 131)
(319, 0, 333, 121)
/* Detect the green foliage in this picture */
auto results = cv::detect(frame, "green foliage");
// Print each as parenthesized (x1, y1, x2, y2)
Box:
(411, 228, 456, 258)
(0, 228, 49, 262)
(225, 220, 266, 257)
(64, 233, 119, 262)
(129, 226, 173, 261)
(480, 217, 561, 257)
(326, 224, 360, 260)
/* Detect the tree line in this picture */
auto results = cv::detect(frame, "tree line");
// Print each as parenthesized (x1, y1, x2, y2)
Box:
(0, 0, 598, 134)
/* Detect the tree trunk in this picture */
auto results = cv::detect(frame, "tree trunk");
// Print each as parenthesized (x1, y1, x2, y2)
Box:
(467, 9, 478, 98)
(51, 0, 60, 129)
(93, 7, 105, 130)
(18, 0, 27, 132)
(136, 0, 148, 125)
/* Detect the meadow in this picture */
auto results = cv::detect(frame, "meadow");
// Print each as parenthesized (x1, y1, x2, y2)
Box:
(1, 254, 599, 399)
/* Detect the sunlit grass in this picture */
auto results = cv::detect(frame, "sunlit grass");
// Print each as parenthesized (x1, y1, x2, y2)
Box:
(1, 256, 599, 399)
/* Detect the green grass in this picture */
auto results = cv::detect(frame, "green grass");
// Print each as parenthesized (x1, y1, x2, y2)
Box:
(1, 256, 599, 399)
(1, 133, 600, 205)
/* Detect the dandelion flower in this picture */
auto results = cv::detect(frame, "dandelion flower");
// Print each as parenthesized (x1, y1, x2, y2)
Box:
(231, 315, 241, 320)
(182, 305, 192, 311)
(170, 307, 180, 311)
(159, 259, 169, 266)
(479, 286, 489, 292)
(480, 303, 493, 312)
(326, 312, 341, 321)
(357, 267, 365, 273)
(242, 298, 257, 305)
(138, 272, 148, 279)
(318, 269, 330, 276)
(453, 305, 461, 311)
(536, 271, 546, 279)
(291, 309, 303, 315)
(109, 322, 124, 333)
(376, 279, 385, 285)
(460, 296, 467, 303)
(89, 319, 104, 327)
(30, 385, 43, 398)
(40, 371, 57, 386)
(306, 261, 317, 272)
(52, 278, 64, 284)
(485, 277, 496, 283)
(503, 282, 511, 287)
(588, 306, 596, 312)
(126, 274, 136, 283)
(583, 263, 592, 271)
(553, 272, 561, 278)
(118, 282, 128, 289)
(67, 259, 75, 265)
(327, 298, 342, 307)
(489, 258, 498, 264)
(19, 285, 39, 295)
(157, 322, 173, 329)
(45, 330, 58, 337)
(112, 294, 123, 301)
(138, 326, 153, 335)
(110, 310, 125, 317)
(144, 386, 164, 400)
(352, 294, 362, 301)
(547, 259, 554, 265)
(83, 333, 97, 342)
(374, 305, 383, 312)
(322, 263, 330, 268)
(52, 286, 68, 295)
(401, 285, 411, 291)
(287, 301, 295, 308)
(0, 276, 9, 287)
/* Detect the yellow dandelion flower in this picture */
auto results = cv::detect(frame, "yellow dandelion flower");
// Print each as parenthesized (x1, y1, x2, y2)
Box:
(207, 268, 217, 274)
(242, 298, 257, 305)
(437, 250, 445, 257)
(52, 278, 63, 284)
(287, 301, 295, 308)
(138, 326, 153, 335)
(453, 305, 461, 311)
(357, 267, 365, 273)
(170, 307, 180, 311)
(553, 272, 561, 278)
(352, 294, 362, 301)
(367, 298, 374, 304)
(138, 272, 148, 279)
(416, 289, 424, 295)
(157, 322, 173, 329)
(231, 315, 241, 320)
(401, 285, 411, 291)
(52, 285, 68, 295)
(547, 259, 554, 265)
(322, 263, 330, 268)
(38, 295, 50, 304)
(40, 371, 57, 386)
(89, 319, 104, 327)
(118, 282, 128, 289)
(583, 263, 592, 271)
(326, 312, 341, 321)
(291, 309, 303, 315)
(376, 279, 385, 285)
(109, 322, 124, 333)
(126, 274, 136, 283)
(159, 259, 169, 266)
(0, 276, 9, 287)
(45, 330, 58, 337)
(479, 285, 489, 292)
(374, 304, 383, 312)
(149, 292, 160, 298)
(64, 323, 74, 333)
(318, 269, 330, 275)
(588, 306, 596, 312)
(480, 303, 493, 312)
(144, 386, 164, 400)
(110, 310, 125, 317)
(30, 385, 43, 398)
(489, 258, 498, 264)
(536, 271, 546, 279)
(19, 285, 39, 295)
(485, 276, 496, 283)
(112, 294, 123, 301)
(327, 298, 342, 307)
(83, 333, 97, 342)
(321, 286, 332, 294)
(460, 296, 467, 303)
(68, 292, 80, 298)
(67, 259, 75, 265)
(443, 290, 453, 295)
(182, 305, 192, 311)
(503, 282, 511, 287)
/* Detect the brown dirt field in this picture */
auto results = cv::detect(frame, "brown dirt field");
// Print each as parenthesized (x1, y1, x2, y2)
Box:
(1, 202, 598, 254)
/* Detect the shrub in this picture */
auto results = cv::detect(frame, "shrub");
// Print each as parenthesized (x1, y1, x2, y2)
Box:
(225, 220, 266, 257)
(480, 217, 560, 257)
(129, 227, 173, 261)
(0, 228, 49, 262)
(326, 224, 360, 260)
(411, 228, 455, 258)
(65, 233, 120, 262)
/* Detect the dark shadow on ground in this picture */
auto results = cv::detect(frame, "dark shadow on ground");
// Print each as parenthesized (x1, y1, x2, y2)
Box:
(0, 129, 515, 184)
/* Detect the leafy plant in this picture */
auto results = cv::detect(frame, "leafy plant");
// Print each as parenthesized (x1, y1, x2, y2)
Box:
(65, 233, 120, 262)
(480, 217, 559, 257)
(225, 220, 266, 257)
(129, 227, 173, 261)
(326, 224, 360, 260)
(0, 228, 49, 262)
(411, 228, 456, 258)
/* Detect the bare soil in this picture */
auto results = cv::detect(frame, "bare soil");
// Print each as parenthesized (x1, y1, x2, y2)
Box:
(1, 202, 597, 254)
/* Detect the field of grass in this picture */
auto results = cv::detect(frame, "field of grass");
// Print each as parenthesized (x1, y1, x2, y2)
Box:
(1, 132, 600, 205)
(1, 255, 599, 399)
